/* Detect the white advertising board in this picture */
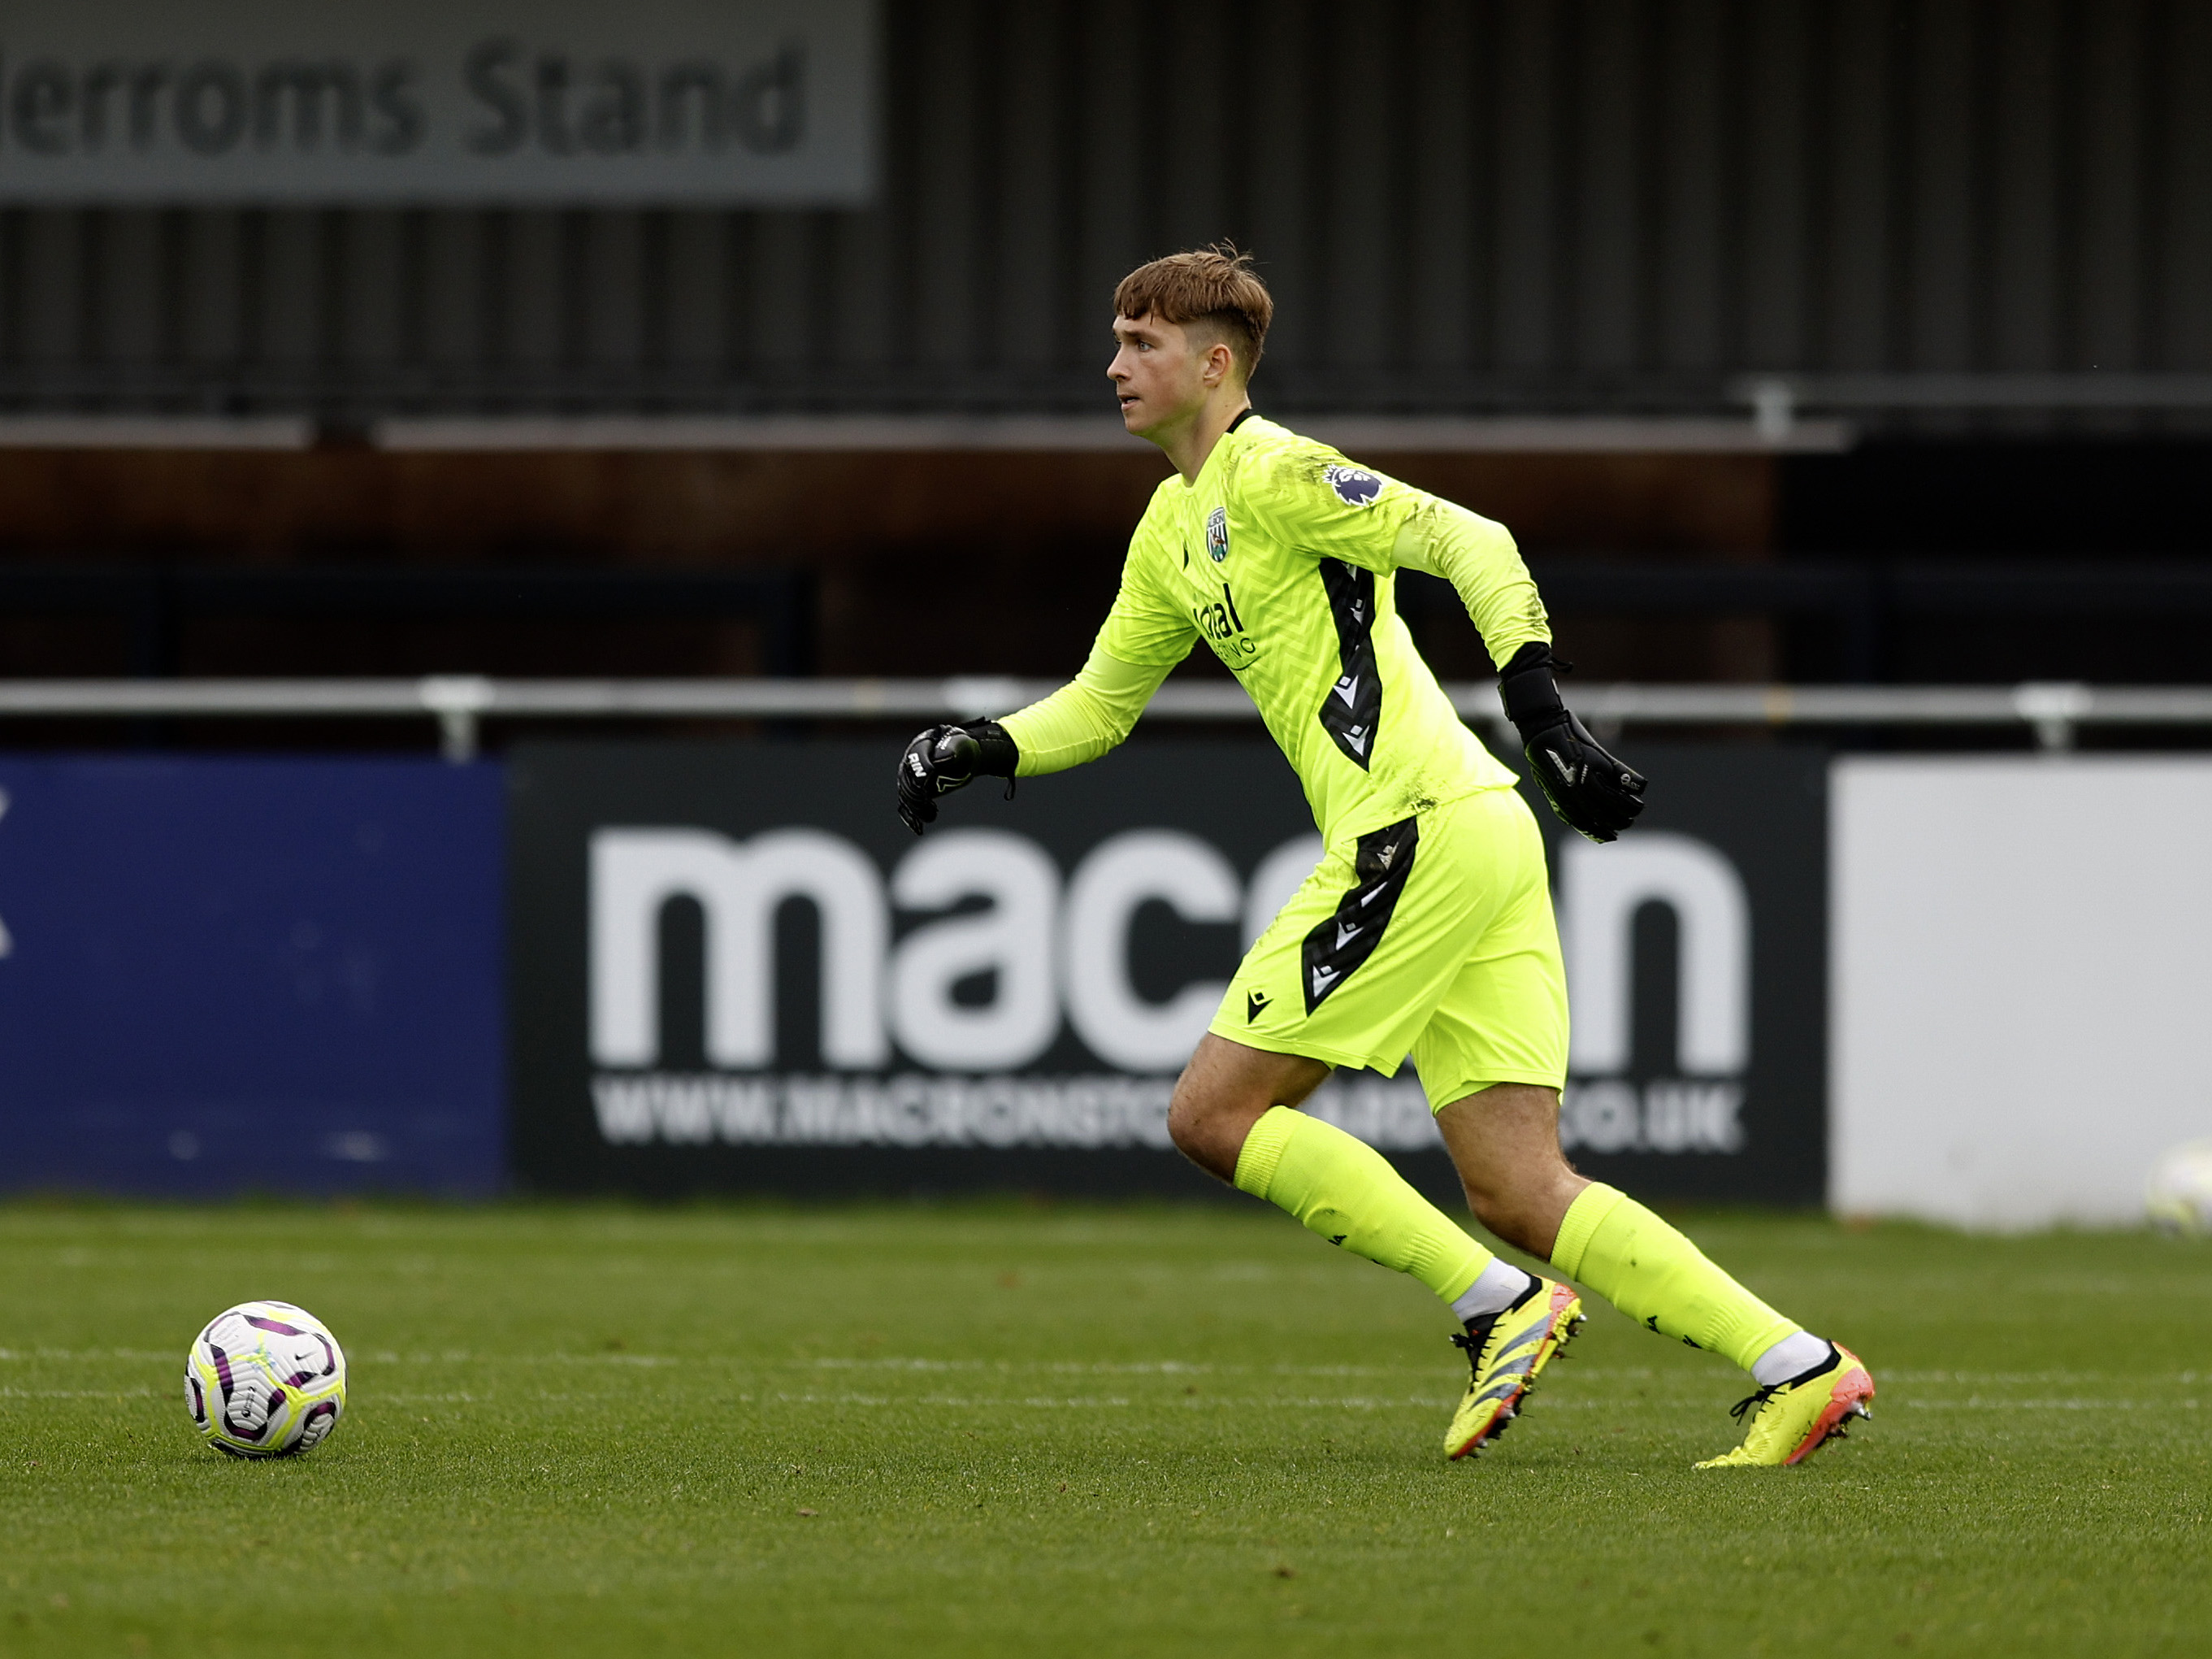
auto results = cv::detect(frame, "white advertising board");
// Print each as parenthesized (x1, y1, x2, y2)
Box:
(0, 0, 873, 204)
(1831, 758, 2212, 1227)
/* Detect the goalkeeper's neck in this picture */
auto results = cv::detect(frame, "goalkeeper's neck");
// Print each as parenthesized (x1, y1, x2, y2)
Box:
(1147, 389, 1253, 484)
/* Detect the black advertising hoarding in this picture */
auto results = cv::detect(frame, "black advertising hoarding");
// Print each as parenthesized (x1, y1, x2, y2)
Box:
(509, 739, 1824, 1204)
(510, 739, 1313, 1201)
(1532, 743, 1827, 1205)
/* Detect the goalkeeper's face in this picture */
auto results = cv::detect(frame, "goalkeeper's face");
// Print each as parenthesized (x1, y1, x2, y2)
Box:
(1108, 314, 1234, 440)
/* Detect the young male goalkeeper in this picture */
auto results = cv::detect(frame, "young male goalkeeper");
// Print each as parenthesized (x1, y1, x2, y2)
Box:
(895, 248, 1872, 1468)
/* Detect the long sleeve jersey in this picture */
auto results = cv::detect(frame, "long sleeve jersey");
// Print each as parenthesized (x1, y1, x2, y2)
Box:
(1000, 413, 1551, 846)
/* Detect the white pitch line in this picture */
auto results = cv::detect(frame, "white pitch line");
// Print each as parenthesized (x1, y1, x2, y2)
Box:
(0, 1386, 160, 1399)
(5, 1348, 2201, 1404)
(1901, 1398, 2200, 1411)
(766, 1392, 1455, 1410)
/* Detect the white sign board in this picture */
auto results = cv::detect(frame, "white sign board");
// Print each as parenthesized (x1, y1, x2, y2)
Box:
(1831, 757, 2212, 1227)
(0, 0, 874, 204)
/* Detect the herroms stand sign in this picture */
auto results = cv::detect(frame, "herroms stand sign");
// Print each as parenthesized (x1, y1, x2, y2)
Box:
(0, 0, 874, 206)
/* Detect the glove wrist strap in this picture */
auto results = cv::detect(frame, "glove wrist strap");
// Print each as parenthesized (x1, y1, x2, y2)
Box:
(962, 720, 1020, 778)
(1498, 642, 1567, 736)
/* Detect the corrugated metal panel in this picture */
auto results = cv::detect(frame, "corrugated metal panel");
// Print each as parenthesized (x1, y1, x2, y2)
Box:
(0, 0, 2207, 428)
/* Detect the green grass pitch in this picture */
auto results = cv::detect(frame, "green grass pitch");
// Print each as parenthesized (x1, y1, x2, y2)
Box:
(2, 1201, 2206, 1657)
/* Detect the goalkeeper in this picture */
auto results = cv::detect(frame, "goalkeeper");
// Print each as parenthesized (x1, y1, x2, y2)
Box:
(896, 247, 1872, 1469)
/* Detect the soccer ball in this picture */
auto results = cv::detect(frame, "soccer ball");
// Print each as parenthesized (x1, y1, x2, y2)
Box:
(184, 1301, 349, 1457)
(2145, 1140, 2212, 1239)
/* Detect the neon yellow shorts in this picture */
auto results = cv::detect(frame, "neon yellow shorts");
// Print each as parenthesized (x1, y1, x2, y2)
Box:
(1208, 785, 1569, 1110)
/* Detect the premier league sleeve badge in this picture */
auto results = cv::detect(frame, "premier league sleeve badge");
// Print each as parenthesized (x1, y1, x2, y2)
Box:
(1324, 465, 1384, 508)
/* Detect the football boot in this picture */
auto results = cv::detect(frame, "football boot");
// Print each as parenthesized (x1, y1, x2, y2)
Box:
(1442, 1275, 1585, 1460)
(1694, 1342, 1875, 1469)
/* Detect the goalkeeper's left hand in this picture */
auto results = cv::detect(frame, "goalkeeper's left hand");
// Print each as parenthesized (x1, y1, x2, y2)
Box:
(1498, 643, 1646, 844)
(896, 720, 1018, 835)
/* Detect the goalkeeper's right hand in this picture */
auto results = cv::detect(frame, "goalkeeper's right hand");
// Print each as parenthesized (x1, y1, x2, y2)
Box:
(896, 721, 1018, 835)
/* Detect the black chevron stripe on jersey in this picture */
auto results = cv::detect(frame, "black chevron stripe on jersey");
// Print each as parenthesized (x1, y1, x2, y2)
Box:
(1316, 558, 1383, 770)
(1299, 814, 1420, 1013)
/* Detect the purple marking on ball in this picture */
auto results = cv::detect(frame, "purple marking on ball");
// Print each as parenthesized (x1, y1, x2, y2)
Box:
(223, 1408, 270, 1440)
(298, 1401, 339, 1448)
(245, 1315, 307, 1338)
(210, 1344, 235, 1400)
(223, 1383, 276, 1441)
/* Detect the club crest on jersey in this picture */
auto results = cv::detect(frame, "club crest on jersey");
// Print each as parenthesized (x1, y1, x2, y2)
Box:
(1325, 465, 1383, 508)
(1205, 506, 1230, 562)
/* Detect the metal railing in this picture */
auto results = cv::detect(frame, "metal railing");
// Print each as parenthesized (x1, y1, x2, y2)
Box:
(2, 676, 2209, 762)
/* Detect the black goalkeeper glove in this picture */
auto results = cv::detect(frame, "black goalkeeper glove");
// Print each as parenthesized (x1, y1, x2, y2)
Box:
(1498, 643, 1646, 844)
(896, 720, 1019, 835)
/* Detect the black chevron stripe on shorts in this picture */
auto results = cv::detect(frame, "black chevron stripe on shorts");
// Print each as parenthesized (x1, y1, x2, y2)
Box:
(1299, 815, 1420, 1014)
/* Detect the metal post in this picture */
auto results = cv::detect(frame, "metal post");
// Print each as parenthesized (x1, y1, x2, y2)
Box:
(2014, 682, 2093, 753)
(1749, 378, 1798, 443)
(437, 706, 478, 762)
(417, 675, 496, 763)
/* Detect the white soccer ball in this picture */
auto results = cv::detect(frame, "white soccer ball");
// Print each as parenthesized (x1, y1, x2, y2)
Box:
(184, 1301, 349, 1458)
(2146, 1140, 2212, 1239)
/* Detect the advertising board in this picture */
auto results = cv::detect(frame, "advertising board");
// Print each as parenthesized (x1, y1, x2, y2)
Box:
(0, 756, 505, 1195)
(510, 738, 1827, 1204)
(1832, 757, 2212, 1227)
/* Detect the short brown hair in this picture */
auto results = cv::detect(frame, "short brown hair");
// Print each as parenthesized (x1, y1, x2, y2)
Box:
(1113, 245, 1273, 379)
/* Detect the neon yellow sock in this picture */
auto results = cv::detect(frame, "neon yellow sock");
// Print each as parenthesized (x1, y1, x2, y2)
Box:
(1234, 1105, 1489, 1306)
(1550, 1183, 1798, 1371)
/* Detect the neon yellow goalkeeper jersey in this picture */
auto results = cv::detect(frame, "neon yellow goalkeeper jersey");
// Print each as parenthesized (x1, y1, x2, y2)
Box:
(1002, 413, 1551, 845)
